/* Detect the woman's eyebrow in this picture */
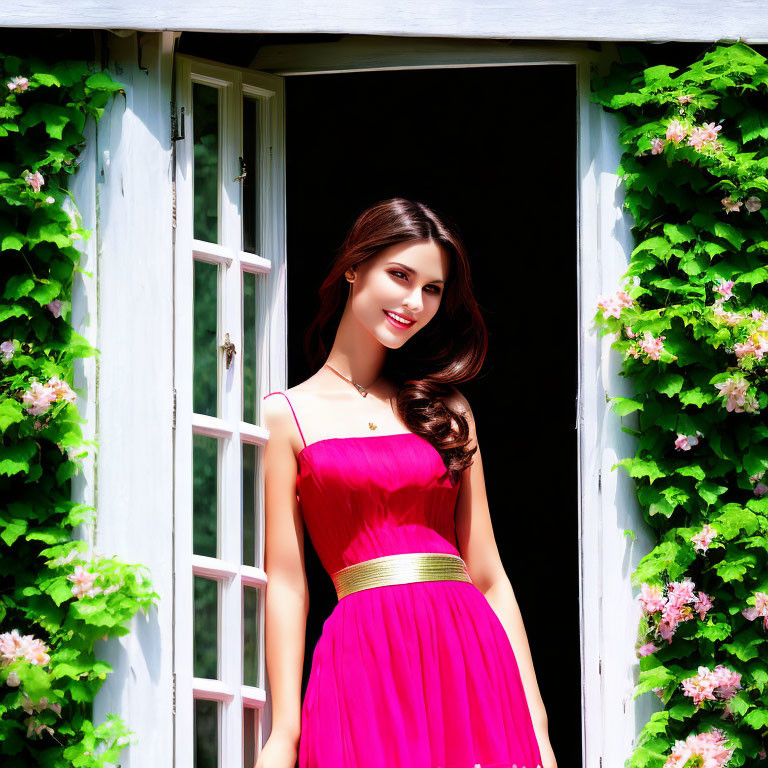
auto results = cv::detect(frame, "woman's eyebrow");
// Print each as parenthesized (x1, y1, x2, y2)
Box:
(387, 262, 445, 284)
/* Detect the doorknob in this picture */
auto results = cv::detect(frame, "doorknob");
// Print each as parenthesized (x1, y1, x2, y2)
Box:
(221, 332, 236, 369)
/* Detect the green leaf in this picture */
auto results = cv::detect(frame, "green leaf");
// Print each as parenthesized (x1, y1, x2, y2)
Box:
(611, 397, 644, 416)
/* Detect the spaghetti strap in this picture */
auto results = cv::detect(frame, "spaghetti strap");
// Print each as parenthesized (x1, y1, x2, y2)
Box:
(263, 391, 307, 449)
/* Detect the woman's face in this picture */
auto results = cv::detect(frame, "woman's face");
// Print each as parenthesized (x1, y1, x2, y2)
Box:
(347, 239, 450, 349)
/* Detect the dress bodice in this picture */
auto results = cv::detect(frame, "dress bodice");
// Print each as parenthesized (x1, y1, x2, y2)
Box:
(296, 432, 463, 575)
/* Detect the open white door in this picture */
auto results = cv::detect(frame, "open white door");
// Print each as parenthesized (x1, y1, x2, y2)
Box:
(173, 53, 286, 768)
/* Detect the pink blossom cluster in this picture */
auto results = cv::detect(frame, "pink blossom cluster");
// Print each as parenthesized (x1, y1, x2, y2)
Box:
(734, 333, 768, 362)
(1, 339, 14, 361)
(65, 562, 122, 600)
(714, 279, 735, 300)
(680, 664, 742, 707)
(721, 196, 761, 214)
(711, 299, 745, 327)
(21, 375, 76, 416)
(742, 591, 768, 631)
(19, 692, 62, 739)
(661, 119, 724, 153)
(750, 470, 768, 499)
(47, 298, 64, 318)
(0, 629, 51, 667)
(638, 580, 713, 645)
(23, 169, 44, 192)
(7, 75, 29, 92)
(714, 375, 759, 413)
(662, 726, 734, 768)
(675, 431, 703, 451)
(597, 289, 634, 320)
(691, 523, 718, 553)
(628, 331, 666, 361)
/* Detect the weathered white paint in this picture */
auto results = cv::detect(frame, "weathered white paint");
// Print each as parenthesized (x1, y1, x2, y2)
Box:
(576, 50, 662, 768)
(2, 1, 766, 42)
(70, 30, 177, 768)
(73, 28, 663, 768)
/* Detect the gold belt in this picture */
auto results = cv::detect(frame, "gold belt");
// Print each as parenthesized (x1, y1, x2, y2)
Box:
(330, 552, 472, 600)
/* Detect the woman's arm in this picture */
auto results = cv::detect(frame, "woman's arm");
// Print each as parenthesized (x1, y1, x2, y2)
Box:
(448, 389, 553, 756)
(261, 395, 310, 747)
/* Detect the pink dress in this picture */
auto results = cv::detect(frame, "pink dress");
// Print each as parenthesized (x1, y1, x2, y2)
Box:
(264, 392, 543, 768)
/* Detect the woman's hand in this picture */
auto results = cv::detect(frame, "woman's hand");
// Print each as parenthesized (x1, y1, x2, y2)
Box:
(254, 729, 298, 768)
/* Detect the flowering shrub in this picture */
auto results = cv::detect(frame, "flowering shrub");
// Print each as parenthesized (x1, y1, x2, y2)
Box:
(591, 42, 768, 766)
(0, 52, 158, 765)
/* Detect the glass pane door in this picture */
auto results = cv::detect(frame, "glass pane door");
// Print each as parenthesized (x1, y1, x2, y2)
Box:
(174, 54, 285, 768)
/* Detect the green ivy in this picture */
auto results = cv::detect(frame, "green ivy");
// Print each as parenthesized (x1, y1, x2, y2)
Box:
(0, 54, 159, 766)
(591, 42, 768, 767)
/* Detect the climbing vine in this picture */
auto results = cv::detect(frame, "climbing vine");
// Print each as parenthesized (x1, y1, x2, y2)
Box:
(0, 53, 159, 766)
(591, 42, 768, 767)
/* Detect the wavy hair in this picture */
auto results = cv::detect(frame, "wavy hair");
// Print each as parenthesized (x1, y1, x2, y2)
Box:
(304, 198, 488, 484)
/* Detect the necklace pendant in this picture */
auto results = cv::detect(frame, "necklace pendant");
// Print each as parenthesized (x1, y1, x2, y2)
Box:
(368, 422, 377, 430)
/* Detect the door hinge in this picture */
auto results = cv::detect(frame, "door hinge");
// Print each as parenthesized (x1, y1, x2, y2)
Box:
(597, 468, 602, 492)
(172, 388, 177, 430)
(599, 657, 602, 675)
(171, 102, 185, 143)
(172, 671, 177, 715)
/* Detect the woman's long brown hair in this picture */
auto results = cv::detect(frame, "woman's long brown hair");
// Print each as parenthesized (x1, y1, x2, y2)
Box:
(304, 198, 488, 485)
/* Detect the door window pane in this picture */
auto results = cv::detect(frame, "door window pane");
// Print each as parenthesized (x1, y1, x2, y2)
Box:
(243, 707, 258, 768)
(194, 698, 219, 768)
(243, 586, 261, 687)
(242, 442, 259, 567)
(194, 576, 219, 679)
(193, 259, 219, 418)
(242, 96, 261, 255)
(242, 271, 259, 424)
(193, 434, 219, 558)
(193, 82, 220, 244)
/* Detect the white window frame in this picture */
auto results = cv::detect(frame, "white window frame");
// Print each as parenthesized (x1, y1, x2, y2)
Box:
(173, 54, 286, 768)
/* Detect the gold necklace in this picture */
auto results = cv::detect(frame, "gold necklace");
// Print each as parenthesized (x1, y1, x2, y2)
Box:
(323, 363, 380, 430)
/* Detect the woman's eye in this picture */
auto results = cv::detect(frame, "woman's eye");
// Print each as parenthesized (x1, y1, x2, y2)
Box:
(391, 271, 441, 294)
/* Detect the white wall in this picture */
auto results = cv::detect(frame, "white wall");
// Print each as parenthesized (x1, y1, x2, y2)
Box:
(71, 30, 177, 768)
(0, 1, 766, 42)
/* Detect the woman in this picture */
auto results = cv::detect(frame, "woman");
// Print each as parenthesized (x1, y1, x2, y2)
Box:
(257, 198, 556, 768)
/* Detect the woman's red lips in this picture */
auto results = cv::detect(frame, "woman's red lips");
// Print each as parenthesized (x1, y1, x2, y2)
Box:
(383, 309, 415, 328)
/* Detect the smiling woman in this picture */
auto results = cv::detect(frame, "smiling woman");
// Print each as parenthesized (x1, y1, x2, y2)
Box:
(258, 198, 553, 768)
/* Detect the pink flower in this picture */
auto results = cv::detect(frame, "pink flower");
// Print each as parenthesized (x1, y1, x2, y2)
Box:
(1, 340, 14, 361)
(638, 642, 660, 656)
(22, 379, 58, 416)
(675, 431, 702, 451)
(677, 94, 693, 104)
(7, 76, 29, 93)
(651, 137, 665, 154)
(639, 331, 665, 360)
(714, 279, 735, 300)
(0, 630, 51, 666)
(663, 726, 734, 768)
(714, 376, 750, 413)
(687, 127, 710, 150)
(597, 289, 634, 320)
(666, 119, 688, 143)
(755, 483, 768, 498)
(46, 299, 63, 318)
(695, 592, 713, 620)
(691, 524, 717, 553)
(745, 195, 762, 212)
(701, 122, 722, 142)
(681, 664, 742, 707)
(67, 564, 102, 599)
(721, 197, 742, 214)
(47, 375, 76, 404)
(734, 340, 756, 359)
(742, 591, 768, 630)
(23, 170, 44, 193)
(638, 583, 665, 614)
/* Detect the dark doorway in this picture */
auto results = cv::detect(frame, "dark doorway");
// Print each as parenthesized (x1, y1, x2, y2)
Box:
(286, 63, 579, 766)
